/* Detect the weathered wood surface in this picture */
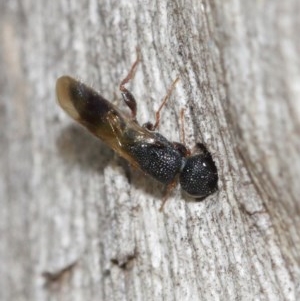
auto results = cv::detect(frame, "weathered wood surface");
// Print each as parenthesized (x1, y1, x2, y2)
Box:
(1, 1, 299, 300)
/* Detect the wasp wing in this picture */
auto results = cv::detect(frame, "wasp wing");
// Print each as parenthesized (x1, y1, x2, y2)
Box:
(56, 76, 163, 168)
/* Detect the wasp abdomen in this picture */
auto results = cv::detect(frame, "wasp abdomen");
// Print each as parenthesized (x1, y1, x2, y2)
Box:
(57, 76, 120, 127)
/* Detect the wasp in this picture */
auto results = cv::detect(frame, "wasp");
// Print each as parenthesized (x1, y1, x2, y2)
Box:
(56, 55, 218, 210)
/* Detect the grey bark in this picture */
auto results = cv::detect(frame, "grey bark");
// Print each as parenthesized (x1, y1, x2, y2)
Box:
(1, 0, 299, 300)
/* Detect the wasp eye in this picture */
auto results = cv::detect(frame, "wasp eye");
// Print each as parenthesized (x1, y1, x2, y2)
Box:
(179, 153, 218, 198)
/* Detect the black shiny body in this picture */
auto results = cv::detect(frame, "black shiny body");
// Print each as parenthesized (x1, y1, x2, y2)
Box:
(56, 71, 218, 202)
(128, 132, 183, 184)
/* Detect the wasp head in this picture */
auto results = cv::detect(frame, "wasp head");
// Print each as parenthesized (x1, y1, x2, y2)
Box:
(179, 144, 218, 198)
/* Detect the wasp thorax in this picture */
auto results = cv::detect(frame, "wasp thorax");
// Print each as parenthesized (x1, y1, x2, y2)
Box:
(179, 152, 218, 198)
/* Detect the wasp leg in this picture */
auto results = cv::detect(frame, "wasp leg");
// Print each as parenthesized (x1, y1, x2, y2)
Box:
(195, 143, 209, 153)
(159, 179, 178, 212)
(172, 142, 191, 157)
(172, 108, 191, 156)
(142, 121, 155, 131)
(119, 50, 141, 120)
(179, 108, 186, 145)
(193, 143, 211, 157)
(151, 77, 180, 131)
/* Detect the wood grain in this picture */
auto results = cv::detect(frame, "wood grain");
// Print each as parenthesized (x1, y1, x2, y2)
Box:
(1, 0, 299, 300)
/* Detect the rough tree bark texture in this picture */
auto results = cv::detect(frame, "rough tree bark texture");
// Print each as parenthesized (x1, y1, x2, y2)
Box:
(1, 0, 299, 300)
